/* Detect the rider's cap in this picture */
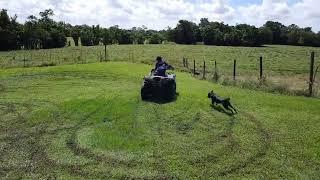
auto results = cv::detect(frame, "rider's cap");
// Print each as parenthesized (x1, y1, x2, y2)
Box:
(156, 56, 162, 61)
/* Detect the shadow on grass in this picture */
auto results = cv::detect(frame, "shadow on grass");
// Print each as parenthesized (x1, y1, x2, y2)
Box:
(210, 104, 235, 116)
(143, 93, 179, 104)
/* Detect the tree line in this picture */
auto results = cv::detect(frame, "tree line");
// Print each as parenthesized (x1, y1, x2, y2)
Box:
(1, 9, 320, 51)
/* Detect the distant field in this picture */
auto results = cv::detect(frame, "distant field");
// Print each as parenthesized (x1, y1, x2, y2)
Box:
(0, 62, 319, 178)
(0, 44, 319, 94)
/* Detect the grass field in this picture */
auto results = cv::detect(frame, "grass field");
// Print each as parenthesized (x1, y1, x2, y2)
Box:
(1, 44, 319, 95)
(0, 62, 319, 179)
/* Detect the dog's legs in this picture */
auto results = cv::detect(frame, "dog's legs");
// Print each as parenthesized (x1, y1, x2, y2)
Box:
(223, 105, 234, 114)
(229, 104, 237, 113)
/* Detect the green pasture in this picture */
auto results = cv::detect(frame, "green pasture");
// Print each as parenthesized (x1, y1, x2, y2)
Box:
(0, 62, 319, 179)
(1, 44, 320, 94)
(1, 44, 319, 75)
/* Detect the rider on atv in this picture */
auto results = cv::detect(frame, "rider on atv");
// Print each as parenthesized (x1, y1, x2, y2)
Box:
(154, 56, 174, 76)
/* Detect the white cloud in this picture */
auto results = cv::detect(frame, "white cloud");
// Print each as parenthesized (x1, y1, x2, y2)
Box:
(0, 0, 235, 29)
(238, 0, 320, 31)
(0, 0, 319, 31)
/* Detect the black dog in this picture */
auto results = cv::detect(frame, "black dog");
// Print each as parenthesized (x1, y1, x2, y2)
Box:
(208, 90, 237, 114)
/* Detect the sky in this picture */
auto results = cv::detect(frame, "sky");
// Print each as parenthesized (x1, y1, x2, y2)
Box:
(0, 0, 320, 31)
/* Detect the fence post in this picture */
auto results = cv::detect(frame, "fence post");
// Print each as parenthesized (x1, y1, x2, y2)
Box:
(183, 57, 185, 67)
(132, 52, 134, 62)
(203, 61, 206, 79)
(213, 60, 219, 82)
(259, 56, 263, 79)
(193, 60, 196, 75)
(104, 45, 107, 61)
(80, 48, 82, 63)
(215, 61, 217, 71)
(23, 56, 26, 67)
(186, 59, 188, 68)
(233, 59, 236, 81)
(309, 52, 315, 96)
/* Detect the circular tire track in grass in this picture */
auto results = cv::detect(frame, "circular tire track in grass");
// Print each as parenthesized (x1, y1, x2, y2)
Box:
(63, 96, 145, 178)
(0, 101, 271, 178)
(0, 99, 110, 178)
(217, 111, 272, 176)
(0, 100, 75, 142)
(0, 101, 81, 178)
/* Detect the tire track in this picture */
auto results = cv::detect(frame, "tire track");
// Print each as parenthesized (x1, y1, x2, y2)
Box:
(0, 100, 74, 142)
(0, 72, 124, 178)
(149, 103, 178, 179)
(0, 96, 115, 178)
(217, 111, 271, 176)
(0, 71, 145, 178)
(0, 99, 96, 178)
(63, 95, 146, 178)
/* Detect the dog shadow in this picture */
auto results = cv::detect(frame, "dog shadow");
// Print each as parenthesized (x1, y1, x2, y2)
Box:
(210, 104, 235, 116)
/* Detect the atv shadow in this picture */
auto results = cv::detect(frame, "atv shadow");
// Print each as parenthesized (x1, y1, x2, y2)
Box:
(143, 93, 179, 104)
(210, 104, 235, 116)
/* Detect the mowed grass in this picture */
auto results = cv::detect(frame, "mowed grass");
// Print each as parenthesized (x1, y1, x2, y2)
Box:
(0, 62, 319, 179)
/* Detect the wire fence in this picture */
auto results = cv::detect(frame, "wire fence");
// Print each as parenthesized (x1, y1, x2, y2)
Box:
(0, 45, 319, 97)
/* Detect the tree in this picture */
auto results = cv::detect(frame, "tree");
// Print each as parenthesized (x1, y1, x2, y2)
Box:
(3, 9, 320, 50)
(236, 24, 261, 46)
(80, 25, 95, 46)
(71, 26, 81, 46)
(174, 20, 198, 44)
(149, 33, 164, 44)
(39, 9, 54, 22)
(102, 29, 111, 45)
(92, 25, 100, 45)
(224, 30, 242, 46)
(0, 9, 22, 50)
(286, 24, 300, 45)
(258, 27, 273, 44)
(315, 32, 320, 47)
(108, 25, 121, 44)
(23, 15, 40, 49)
(199, 18, 210, 42)
(101, 29, 111, 61)
(202, 25, 223, 45)
(131, 27, 146, 44)
(165, 27, 175, 42)
(118, 29, 133, 44)
(263, 21, 287, 44)
(298, 31, 315, 46)
(51, 28, 66, 48)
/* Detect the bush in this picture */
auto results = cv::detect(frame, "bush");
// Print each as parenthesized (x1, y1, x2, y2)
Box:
(221, 77, 236, 86)
(217, 76, 295, 96)
(149, 33, 164, 44)
(240, 79, 260, 90)
(212, 71, 220, 82)
(38, 62, 56, 67)
(162, 41, 176, 45)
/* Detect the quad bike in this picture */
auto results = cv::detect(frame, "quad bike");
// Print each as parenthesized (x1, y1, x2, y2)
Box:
(141, 68, 176, 101)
